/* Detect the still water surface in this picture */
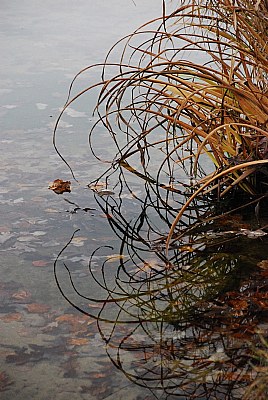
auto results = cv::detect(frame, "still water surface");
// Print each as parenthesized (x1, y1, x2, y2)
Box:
(3, 2, 268, 400)
(0, 1, 163, 399)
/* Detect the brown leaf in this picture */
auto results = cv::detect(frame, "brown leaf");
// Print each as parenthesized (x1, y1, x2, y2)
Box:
(0, 313, 22, 322)
(32, 260, 49, 267)
(11, 289, 31, 301)
(55, 314, 92, 334)
(68, 337, 88, 346)
(228, 299, 248, 310)
(90, 372, 108, 379)
(26, 303, 50, 313)
(56, 314, 86, 323)
(48, 179, 71, 194)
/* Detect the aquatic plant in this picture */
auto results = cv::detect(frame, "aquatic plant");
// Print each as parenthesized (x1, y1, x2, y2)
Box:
(52, 0, 268, 398)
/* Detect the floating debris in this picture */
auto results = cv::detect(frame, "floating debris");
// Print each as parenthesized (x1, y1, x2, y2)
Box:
(48, 179, 71, 194)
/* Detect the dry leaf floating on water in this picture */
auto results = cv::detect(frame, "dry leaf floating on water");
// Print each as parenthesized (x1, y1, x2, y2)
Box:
(48, 179, 71, 194)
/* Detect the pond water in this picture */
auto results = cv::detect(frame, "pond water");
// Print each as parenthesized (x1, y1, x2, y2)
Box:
(2, 2, 268, 400)
(0, 1, 164, 399)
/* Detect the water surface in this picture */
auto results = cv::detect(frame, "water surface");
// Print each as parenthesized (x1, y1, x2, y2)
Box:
(0, 2, 163, 399)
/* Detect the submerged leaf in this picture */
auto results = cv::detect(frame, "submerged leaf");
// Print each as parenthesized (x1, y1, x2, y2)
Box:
(68, 337, 88, 346)
(55, 313, 93, 334)
(11, 289, 31, 301)
(96, 189, 115, 197)
(0, 313, 22, 322)
(32, 260, 49, 267)
(26, 303, 50, 313)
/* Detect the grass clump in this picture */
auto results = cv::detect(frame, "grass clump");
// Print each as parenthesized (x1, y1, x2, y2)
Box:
(54, 0, 268, 239)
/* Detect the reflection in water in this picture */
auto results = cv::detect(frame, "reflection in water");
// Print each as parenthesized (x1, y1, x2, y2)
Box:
(54, 169, 268, 399)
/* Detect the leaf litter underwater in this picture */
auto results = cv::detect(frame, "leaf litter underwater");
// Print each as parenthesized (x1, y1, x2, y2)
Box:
(3, 136, 268, 399)
(0, 133, 149, 399)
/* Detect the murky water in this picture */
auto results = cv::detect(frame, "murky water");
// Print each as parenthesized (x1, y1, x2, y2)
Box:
(0, 1, 164, 399)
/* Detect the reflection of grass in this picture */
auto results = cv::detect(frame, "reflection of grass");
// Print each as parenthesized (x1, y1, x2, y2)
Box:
(54, 207, 267, 396)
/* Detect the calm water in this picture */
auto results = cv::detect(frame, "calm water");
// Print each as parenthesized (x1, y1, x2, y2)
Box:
(0, 1, 164, 399)
(2, 2, 268, 400)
